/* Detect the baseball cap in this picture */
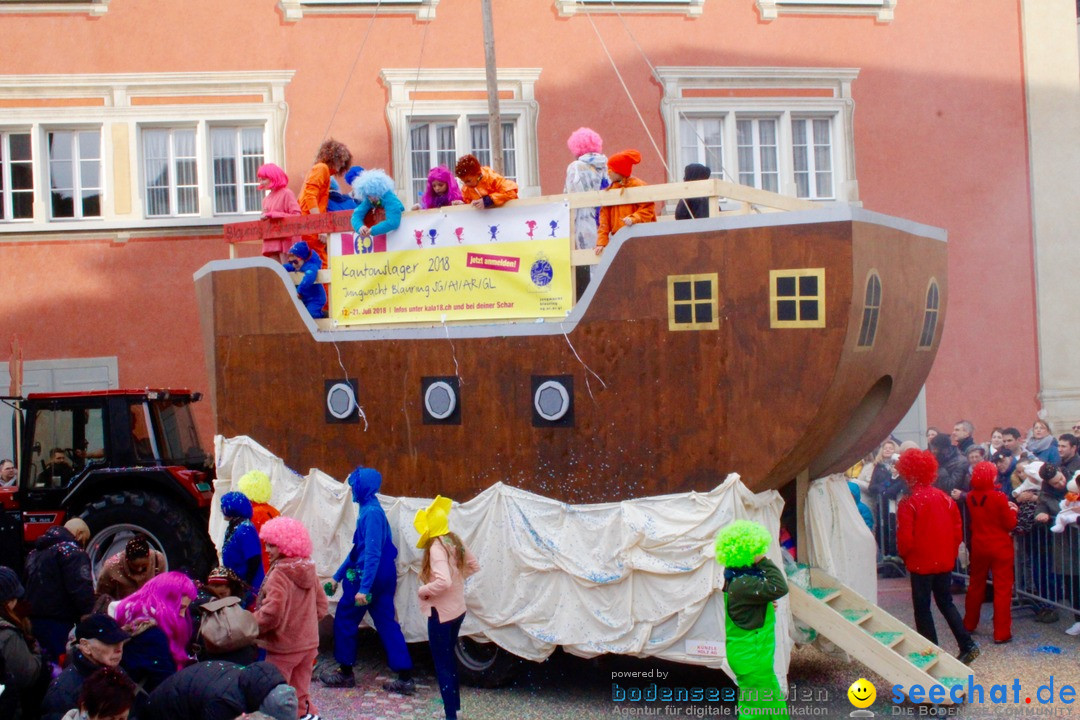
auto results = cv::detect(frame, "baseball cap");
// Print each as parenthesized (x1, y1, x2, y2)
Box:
(75, 613, 131, 645)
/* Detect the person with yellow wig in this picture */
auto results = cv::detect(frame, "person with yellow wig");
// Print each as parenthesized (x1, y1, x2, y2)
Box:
(414, 496, 479, 720)
(237, 470, 281, 571)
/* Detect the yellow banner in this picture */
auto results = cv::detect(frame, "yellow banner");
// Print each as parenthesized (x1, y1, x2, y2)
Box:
(330, 238, 573, 325)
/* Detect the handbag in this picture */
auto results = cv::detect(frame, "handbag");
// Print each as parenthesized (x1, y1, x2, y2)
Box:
(197, 596, 259, 653)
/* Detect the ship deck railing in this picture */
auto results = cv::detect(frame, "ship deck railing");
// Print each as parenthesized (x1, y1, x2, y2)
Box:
(221, 178, 818, 330)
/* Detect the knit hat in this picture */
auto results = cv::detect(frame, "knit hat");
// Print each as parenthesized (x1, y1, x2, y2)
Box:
(607, 149, 642, 178)
(714, 520, 771, 568)
(0, 566, 24, 602)
(896, 448, 938, 487)
(76, 613, 131, 644)
(970, 461, 997, 492)
(258, 684, 298, 720)
(237, 470, 273, 505)
(260, 516, 312, 558)
(414, 495, 453, 549)
(220, 491, 254, 520)
(286, 241, 312, 261)
(567, 127, 603, 157)
(454, 154, 482, 179)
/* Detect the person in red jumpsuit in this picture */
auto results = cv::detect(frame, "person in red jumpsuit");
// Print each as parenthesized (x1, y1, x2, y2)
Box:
(963, 460, 1018, 643)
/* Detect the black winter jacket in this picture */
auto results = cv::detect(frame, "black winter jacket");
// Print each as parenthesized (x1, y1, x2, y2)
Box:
(40, 648, 107, 720)
(144, 660, 286, 720)
(24, 527, 95, 622)
(934, 447, 970, 494)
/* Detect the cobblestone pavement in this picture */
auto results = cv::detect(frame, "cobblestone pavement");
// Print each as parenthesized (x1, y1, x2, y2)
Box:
(309, 578, 1080, 719)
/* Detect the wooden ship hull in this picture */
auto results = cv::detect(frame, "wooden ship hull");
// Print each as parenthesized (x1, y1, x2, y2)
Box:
(195, 204, 946, 503)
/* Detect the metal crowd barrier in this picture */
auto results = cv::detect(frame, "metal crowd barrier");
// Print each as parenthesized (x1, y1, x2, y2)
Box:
(871, 493, 1080, 616)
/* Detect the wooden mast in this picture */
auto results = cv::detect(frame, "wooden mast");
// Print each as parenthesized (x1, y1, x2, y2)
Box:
(481, 0, 503, 174)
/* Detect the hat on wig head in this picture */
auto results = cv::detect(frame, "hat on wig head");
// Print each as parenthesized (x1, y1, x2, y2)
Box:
(220, 491, 253, 519)
(567, 127, 603, 157)
(350, 169, 395, 201)
(970, 461, 998, 492)
(256, 163, 289, 191)
(238, 470, 273, 505)
(454, 154, 482, 179)
(714, 520, 771, 568)
(345, 165, 365, 185)
(260, 516, 312, 558)
(896, 448, 938, 487)
(286, 241, 312, 261)
(607, 149, 642, 178)
(414, 495, 453, 549)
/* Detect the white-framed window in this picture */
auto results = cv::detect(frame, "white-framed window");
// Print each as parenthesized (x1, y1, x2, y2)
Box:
(382, 68, 541, 206)
(278, 0, 439, 21)
(0, 0, 110, 16)
(0, 131, 34, 221)
(555, 0, 705, 16)
(0, 71, 292, 233)
(791, 116, 834, 200)
(211, 126, 265, 215)
(47, 129, 102, 220)
(143, 128, 199, 218)
(656, 67, 859, 203)
(756, 0, 895, 22)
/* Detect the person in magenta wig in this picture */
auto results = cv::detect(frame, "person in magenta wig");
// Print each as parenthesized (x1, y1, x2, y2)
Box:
(413, 166, 463, 210)
(255, 516, 328, 719)
(257, 162, 301, 263)
(114, 571, 197, 691)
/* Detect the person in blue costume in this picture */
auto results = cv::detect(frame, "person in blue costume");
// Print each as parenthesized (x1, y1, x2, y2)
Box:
(219, 492, 265, 597)
(320, 466, 415, 694)
(283, 240, 326, 319)
(715, 520, 789, 720)
(848, 480, 875, 532)
(349, 169, 404, 255)
(326, 166, 364, 212)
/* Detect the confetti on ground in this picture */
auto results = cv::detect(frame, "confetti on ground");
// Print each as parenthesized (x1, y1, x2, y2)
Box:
(1035, 645, 1062, 654)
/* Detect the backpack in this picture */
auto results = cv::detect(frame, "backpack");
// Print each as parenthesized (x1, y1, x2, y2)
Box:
(197, 596, 259, 653)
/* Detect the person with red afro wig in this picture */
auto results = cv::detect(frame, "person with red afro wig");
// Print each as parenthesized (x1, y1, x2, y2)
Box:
(895, 448, 980, 664)
(255, 516, 328, 718)
(963, 461, 1018, 643)
(454, 154, 518, 209)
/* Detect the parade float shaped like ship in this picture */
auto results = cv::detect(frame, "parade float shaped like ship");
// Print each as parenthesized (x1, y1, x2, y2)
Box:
(197, 181, 970, 698)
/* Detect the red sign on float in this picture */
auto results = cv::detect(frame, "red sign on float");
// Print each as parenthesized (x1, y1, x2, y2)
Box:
(465, 252, 521, 272)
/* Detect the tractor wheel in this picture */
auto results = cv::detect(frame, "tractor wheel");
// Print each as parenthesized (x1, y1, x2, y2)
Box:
(80, 490, 216, 580)
(454, 637, 521, 688)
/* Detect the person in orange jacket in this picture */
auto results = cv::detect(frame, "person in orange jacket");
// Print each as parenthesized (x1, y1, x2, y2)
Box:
(298, 138, 352, 268)
(595, 149, 656, 256)
(453, 154, 518, 209)
(237, 470, 281, 572)
(963, 460, 1018, 644)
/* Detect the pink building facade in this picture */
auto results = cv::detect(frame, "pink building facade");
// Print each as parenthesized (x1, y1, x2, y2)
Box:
(2, 0, 1078, 454)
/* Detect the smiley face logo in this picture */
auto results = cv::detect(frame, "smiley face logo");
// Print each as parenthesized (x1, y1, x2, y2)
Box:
(848, 678, 876, 708)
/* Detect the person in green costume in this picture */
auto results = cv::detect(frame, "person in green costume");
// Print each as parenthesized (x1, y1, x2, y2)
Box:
(715, 519, 789, 720)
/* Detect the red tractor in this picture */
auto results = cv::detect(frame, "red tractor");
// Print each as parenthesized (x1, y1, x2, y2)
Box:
(0, 389, 217, 579)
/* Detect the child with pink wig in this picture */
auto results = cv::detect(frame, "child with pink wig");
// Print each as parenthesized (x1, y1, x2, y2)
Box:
(257, 163, 302, 263)
(255, 516, 328, 719)
(115, 571, 197, 692)
(412, 166, 463, 210)
(564, 127, 608, 251)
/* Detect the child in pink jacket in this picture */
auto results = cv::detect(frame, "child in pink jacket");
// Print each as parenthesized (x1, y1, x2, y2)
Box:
(414, 496, 480, 720)
(257, 163, 301, 262)
(255, 516, 328, 719)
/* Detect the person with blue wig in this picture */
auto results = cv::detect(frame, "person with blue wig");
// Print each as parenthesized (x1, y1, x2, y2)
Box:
(714, 520, 789, 720)
(220, 491, 265, 595)
(349, 169, 405, 254)
(320, 466, 414, 694)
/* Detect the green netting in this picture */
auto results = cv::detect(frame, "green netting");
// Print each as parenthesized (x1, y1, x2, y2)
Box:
(808, 587, 834, 600)
(908, 652, 937, 668)
(841, 608, 869, 622)
(871, 631, 903, 645)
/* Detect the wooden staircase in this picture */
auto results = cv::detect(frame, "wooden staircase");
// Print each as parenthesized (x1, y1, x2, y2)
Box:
(788, 568, 974, 704)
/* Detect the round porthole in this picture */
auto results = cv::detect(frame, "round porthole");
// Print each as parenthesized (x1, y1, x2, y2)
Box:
(326, 382, 357, 420)
(424, 381, 457, 420)
(534, 380, 570, 422)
